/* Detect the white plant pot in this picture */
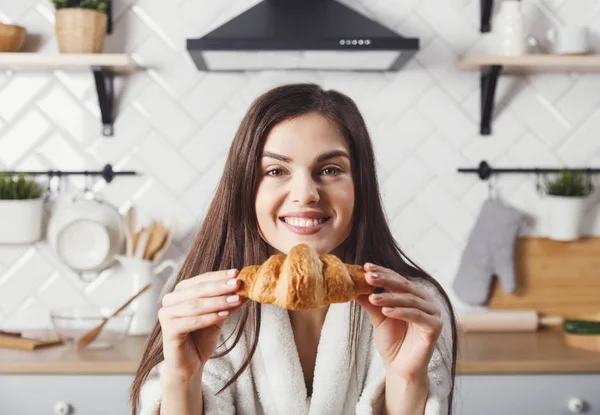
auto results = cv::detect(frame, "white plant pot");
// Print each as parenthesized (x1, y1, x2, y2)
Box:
(0, 198, 45, 244)
(546, 195, 587, 241)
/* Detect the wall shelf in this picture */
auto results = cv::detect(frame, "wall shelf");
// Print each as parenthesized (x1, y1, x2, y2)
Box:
(0, 53, 138, 137)
(458, 54, 600, 135)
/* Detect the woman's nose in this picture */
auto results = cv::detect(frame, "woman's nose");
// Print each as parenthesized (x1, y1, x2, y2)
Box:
(291, 173, 320, 205)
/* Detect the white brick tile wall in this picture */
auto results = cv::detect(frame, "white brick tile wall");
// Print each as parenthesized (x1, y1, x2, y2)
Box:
(1, 0, 600, 327)
(0, 110, 50, 166)
(0, 74, 51, 122)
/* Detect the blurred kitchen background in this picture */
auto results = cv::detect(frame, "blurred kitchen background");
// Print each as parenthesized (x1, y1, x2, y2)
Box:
(1, 0, 600, 414)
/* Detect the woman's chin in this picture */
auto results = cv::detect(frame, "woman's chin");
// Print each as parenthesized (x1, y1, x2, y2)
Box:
(279, 239, 338, 256)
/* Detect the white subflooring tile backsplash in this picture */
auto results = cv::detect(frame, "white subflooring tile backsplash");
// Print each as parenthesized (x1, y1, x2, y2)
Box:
(0, 0, 600, 328)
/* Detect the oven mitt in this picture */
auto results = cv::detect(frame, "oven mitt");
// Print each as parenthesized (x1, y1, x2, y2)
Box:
(452, 198, 524, 305)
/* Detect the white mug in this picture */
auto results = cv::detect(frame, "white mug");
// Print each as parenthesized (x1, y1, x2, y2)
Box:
(547, 26, 589, 55)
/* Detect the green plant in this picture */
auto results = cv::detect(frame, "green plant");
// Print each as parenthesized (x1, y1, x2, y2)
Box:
(542, 169, 594, 197)
(52, 0, 108, 13)
(0, 173, 45, 200)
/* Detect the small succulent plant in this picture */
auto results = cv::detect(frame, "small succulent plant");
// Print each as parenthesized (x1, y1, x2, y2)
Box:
(542, 169, 594, 197)
(0, 173, 45, 200)
(52, 0, 108, 13)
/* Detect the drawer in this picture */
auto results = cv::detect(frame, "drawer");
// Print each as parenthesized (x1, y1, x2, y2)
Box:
(0, 374, 134, 415)
(454, 374, 600, 415)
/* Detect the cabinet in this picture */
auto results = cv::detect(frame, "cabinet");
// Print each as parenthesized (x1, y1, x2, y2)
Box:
(1, 372, 599, 414)
(0, 374, 134, 415)
(454, 374, 600, 415)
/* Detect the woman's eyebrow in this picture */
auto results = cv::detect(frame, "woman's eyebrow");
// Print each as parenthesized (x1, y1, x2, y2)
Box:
(260, 150, 350, 163)
(316, 150, 350, 163)
(261, 151, 292, 162)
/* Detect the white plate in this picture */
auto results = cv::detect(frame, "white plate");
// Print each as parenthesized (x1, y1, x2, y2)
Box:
(48, 196, 125, 273)
(56, 219, 110, 271)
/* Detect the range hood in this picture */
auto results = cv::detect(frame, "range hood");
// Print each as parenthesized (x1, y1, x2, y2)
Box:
(186, 0, 419, 72)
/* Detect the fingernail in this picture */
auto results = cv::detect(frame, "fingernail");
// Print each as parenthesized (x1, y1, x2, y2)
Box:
(370, 294, 382, 301)
(227, 295, 240, 303)
(228, 269, 238, 277)
(366, 263, 377, 270)
(368, 272, 380, 279)
(382, 307, 394, 313)
(227, 278, 238, 286)
(218, 310, 230, 317)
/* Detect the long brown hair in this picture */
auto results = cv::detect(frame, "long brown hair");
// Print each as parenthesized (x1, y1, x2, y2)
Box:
(130, 83, 458, 414)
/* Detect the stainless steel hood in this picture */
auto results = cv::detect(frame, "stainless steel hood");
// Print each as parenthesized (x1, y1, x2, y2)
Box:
(186, 0, 420, 72)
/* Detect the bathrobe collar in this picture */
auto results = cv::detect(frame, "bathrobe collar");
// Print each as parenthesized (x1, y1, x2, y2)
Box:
(258, 302, 354, 414)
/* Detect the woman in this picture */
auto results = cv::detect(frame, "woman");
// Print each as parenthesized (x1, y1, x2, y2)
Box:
(131, 83, 457, 415)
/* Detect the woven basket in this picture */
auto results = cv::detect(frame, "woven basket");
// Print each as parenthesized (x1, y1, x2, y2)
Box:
(55, 8, 107, 53)
(0, 23, 26, 52)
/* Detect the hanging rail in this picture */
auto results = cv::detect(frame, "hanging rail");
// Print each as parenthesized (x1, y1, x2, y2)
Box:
(0, 164, 139, 184)
(457, 160, 600, 181)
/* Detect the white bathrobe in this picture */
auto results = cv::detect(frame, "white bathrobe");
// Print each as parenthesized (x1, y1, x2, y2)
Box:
(139, 280, 454, 415)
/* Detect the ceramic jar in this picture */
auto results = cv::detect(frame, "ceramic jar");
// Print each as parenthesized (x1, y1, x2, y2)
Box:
(493, 1, 526, 56)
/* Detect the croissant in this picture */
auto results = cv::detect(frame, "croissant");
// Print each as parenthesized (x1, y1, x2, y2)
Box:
(235, 244, 373, 310)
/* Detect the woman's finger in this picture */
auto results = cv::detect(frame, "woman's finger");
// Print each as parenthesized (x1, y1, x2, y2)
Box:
(363, 263, 433, 302)
(160, 295, 246, 319)
(380, 307, 443, 335)
(161, 311, 232, 335)
(368, 292, 440, 317)
(174, 269, 238, 291)
(163, 277, 240, 306)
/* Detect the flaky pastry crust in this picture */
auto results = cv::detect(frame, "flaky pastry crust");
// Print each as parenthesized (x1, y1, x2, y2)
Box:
(236, 244, 373, 310)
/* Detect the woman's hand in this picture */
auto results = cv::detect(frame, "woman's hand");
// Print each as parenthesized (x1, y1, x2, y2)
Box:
(355, 263, 443, 381)
(158, 269, 248, 382)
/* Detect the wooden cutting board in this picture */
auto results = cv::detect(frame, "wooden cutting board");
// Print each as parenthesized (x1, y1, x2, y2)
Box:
(0, 332, 62, 351)
(487, 237, 600, 321)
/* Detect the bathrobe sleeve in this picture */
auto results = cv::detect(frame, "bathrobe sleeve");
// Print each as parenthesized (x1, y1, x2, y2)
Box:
(355, 280, 455, 415)
(422, 281, 455, 415)
(137, 350, 237, 415)
(200, 350, 238, 414)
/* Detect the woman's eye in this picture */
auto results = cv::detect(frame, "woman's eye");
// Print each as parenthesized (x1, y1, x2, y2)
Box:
(321, 167, 342, 176)
(266, 168, 284, 177)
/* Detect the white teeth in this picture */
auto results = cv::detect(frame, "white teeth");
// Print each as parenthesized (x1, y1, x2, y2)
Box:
(283, 217, 326, 227)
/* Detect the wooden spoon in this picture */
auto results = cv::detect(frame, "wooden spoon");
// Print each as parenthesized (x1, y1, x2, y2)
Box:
(145, 221, 168, 261)
(125, 206, 137, 257)
(152, 217, 177, 263)
(134, 228, 150, 260)
(76, 283, 151, 349)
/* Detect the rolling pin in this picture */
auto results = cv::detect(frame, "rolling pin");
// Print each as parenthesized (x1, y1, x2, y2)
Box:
(458, 310, 564, 332)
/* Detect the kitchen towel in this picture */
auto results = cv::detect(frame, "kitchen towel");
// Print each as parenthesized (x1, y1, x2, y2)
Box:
(452, 198, 524, 305)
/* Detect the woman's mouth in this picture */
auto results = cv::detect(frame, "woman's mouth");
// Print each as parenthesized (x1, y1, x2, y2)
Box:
(279, 216, 330, 235)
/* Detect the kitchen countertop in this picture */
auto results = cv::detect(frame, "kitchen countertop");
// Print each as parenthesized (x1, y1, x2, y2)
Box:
(0, 331, 599, 375)
(457, 330, 600, 374)
(0, 335, 147, 374)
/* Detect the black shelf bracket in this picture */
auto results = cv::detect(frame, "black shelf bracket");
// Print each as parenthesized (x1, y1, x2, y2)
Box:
(107, 0, 113, 34)
(0, 164, 140, 184)
(480, 65, 503, 135)
(92, 66, 115, 137)
(481, 0, 494, 33)
(458, 160, 600, 180)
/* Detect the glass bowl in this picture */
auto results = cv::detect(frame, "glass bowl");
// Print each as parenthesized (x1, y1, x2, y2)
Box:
(50, 307, 134, 350)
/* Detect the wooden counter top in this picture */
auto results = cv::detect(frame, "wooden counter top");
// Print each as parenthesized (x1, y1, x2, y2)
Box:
(0, 335, 147, 374)
(457, 330, 600, 374)
(0, 331, 599, 375)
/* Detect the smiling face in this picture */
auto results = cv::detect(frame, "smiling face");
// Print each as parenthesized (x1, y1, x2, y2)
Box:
(255, 112, 355, 256)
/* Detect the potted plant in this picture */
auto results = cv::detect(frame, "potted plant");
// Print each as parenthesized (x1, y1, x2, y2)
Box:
(52, 0, 108, 54)
(542, 169, 594, 241)
(0, 173, 46, 244)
